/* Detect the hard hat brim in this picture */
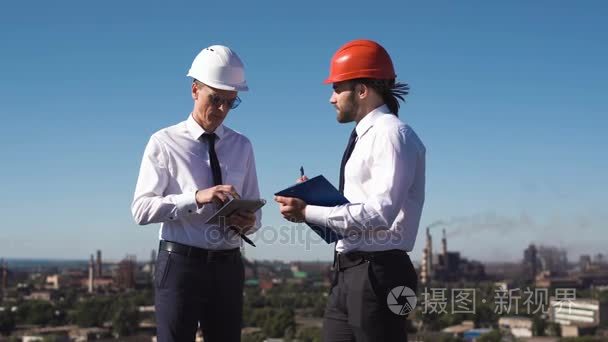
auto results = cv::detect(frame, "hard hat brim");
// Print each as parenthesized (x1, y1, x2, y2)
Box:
(187, 73, 249, 92)
(204, 79, 249, 92)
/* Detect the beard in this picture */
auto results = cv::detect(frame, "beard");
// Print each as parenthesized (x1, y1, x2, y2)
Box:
(336, 91, 359, 123)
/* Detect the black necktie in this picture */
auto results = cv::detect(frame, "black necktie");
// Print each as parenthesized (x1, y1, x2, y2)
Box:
(201, 133, 256, 247)
(338, 129, 358, 194)
(201, 133, 222, 186)
(333, 129, 358, 274)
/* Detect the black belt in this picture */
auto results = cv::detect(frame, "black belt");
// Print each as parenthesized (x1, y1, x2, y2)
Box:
(336, 249, 407, 271)
(159, 240, 240, 262)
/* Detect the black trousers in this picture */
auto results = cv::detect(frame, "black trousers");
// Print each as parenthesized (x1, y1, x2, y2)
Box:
(323, 250, 418, 342)
(154, 247, 244, 342)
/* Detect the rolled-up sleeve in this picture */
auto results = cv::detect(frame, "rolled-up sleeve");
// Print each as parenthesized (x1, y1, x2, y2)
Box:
(131, 136, 199, 225)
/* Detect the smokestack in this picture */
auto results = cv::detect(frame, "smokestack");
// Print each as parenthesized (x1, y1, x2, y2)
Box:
(442, 229, 447, 257)
(96, 250, 102, 278)
(1, 259, 7, 292)
(426, 227, 433, 278)
(421, 246, 429, 285)
(88, 254, 94, 294)
(150, 249, 157, 276)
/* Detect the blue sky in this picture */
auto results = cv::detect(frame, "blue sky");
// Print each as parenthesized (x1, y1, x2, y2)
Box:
(1, 1, 606, 263)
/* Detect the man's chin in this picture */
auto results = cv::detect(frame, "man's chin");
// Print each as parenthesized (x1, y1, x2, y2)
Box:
(206, 118, 225, 129)
(336, 114, 354, 124)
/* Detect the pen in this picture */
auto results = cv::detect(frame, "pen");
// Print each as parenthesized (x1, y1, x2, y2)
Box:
(230, 227, 256, 247)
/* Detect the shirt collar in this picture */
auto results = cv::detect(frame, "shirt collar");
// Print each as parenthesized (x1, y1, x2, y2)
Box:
(355, 104, 390, 138)
(186, 113, 226, 140)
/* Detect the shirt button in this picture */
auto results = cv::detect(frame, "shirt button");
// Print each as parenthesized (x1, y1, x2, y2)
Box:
(169, 216, 174, 220)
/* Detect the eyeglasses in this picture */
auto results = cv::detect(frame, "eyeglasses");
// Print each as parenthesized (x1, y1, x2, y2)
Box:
(209, 93, 241, 109)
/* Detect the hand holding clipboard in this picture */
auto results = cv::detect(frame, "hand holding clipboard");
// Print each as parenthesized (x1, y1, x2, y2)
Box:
(275, 174, 348, 243)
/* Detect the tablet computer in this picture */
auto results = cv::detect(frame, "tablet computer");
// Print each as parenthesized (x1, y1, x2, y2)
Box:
(205, 198, 266, 225)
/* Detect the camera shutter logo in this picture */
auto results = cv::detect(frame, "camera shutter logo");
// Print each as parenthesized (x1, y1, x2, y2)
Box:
(387, 286, 417, 315)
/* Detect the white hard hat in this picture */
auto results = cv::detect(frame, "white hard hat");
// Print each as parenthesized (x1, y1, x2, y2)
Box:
(187, 45, 248, 92)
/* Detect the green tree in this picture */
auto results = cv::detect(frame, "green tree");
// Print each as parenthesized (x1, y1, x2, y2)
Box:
(241, 331, 266, 342)
(296, 326, 322, 342)
(0, 310, 16, 336)
(111, 304, 140, 337)
(128, 288, 154, 307)
(16, 301, 55, 325)
(264, 308, 294, 338)
(312, 297, 326, 317)
(70, 297, 113, 327)
(533, 315, 547, 336)
(477, 330, 502, 342)
(439, 335, 464, 342)
(547, 322, 562, 337)
(249, 307, 295, 338)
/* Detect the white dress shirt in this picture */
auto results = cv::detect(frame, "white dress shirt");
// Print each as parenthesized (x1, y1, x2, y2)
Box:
(305, 105, 425, 253)
(131, 114, 262, 250)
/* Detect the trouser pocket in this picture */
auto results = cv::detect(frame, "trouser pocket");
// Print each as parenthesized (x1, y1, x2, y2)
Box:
(154, 251, 172, 289)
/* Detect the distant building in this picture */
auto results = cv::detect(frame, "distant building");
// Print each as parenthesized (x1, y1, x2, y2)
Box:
(499, 317, 533, 338)
(549, 298, 608, 337)
(535, 271, 581, 289)
(243, 258, 257, 280)
(25, 290, 53, 302)
(79, 276, 113, 291)
(259, 279, 273, 292)
(96, 249, 102, 278)
(537, 246, 568, 274)
(0, 259, 8, 296)
(463, 328, 493, 341)
(594, 253, 606, 265)
(579, 271, 608, 289)
(88, 254, 94, 293)
(116, 255, 137, 289)
(523, 244, 541, 282)
(580, 255, 592, 271)
(420, 228, 486, 284)
(442, 320, 475, 338)
(45, 274, 64, 290)
(150, 248, 157, 277)
(18, 325, 73, 342)
(290, 261, 331, 277)
(69, 327, 111, 341)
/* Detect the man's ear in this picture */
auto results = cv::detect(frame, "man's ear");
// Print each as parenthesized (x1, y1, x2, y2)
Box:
(192, 82, 198, 100)
(357, 83, 369, 99)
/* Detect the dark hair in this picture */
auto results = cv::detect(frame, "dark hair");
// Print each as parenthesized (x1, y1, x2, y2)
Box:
(352, 78, 409, 116)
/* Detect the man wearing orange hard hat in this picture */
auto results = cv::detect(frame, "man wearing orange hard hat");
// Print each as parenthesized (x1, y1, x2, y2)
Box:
(276, 39, 426, 341)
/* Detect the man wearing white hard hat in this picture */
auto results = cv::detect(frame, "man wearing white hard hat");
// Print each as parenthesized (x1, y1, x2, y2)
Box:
(131, 45, 261, 342)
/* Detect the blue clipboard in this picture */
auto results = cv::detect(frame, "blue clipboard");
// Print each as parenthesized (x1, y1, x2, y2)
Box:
(275, 175, 348, 243)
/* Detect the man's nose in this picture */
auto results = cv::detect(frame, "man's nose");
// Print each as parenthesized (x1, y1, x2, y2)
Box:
(330, 93, 337, 104)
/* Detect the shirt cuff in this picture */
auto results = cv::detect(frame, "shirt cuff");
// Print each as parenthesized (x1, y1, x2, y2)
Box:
(173, 191, 199, 218)
(304, 205, 333, 227)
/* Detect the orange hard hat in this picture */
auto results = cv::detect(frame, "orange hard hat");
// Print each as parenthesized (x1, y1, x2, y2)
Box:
(324, 39, 396, 84)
